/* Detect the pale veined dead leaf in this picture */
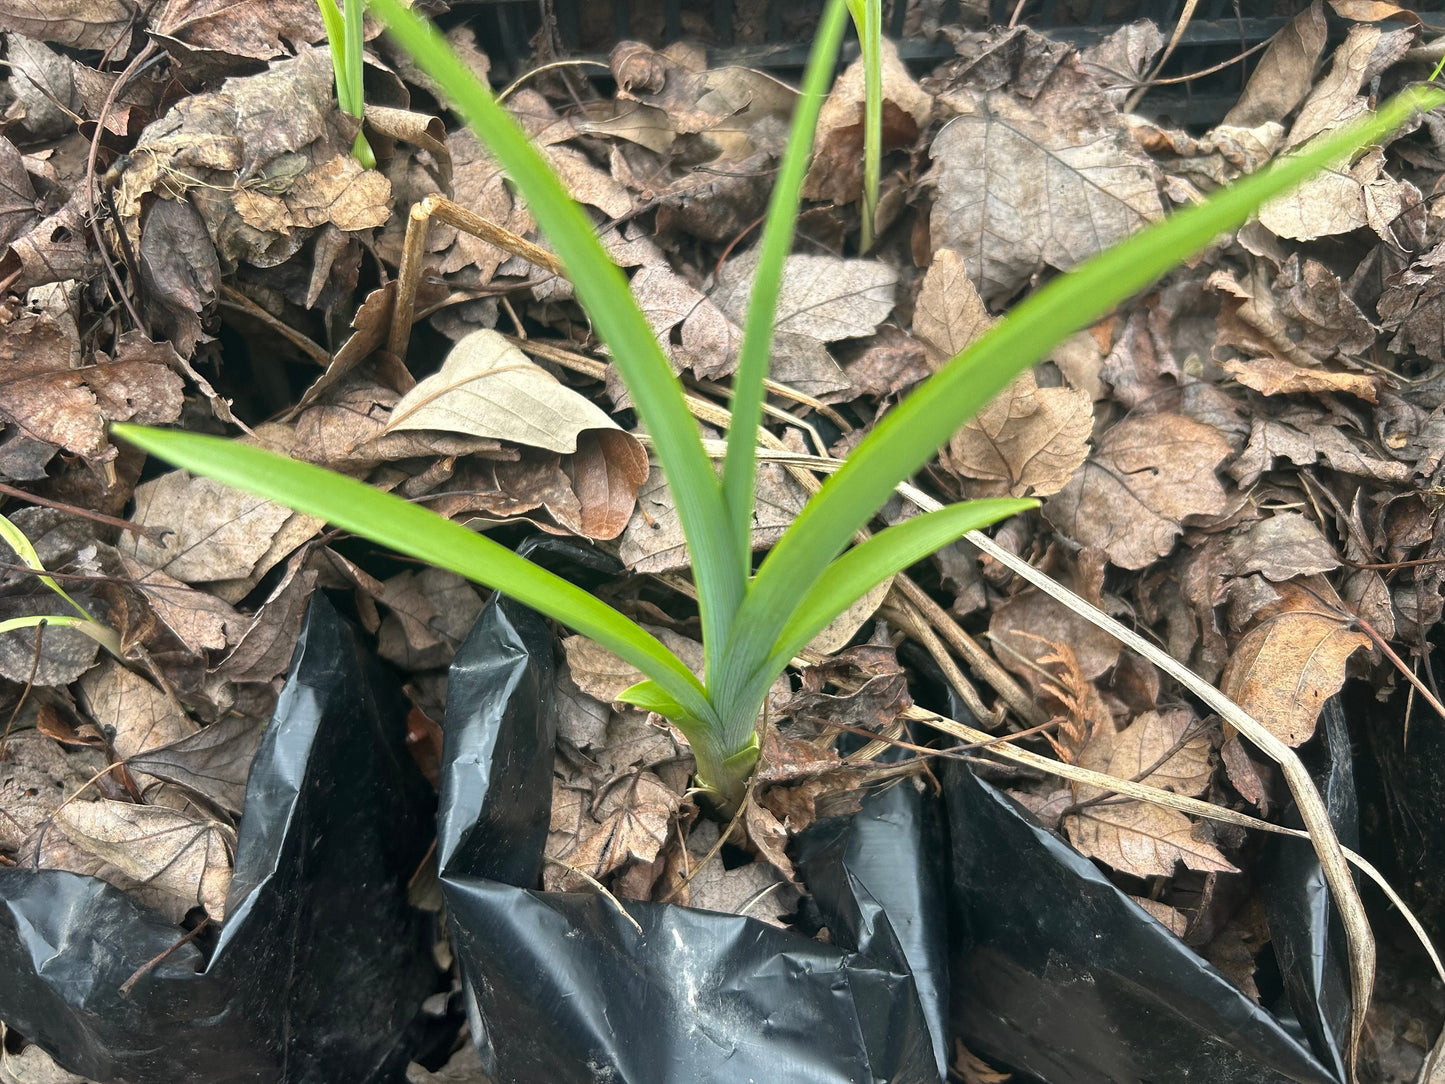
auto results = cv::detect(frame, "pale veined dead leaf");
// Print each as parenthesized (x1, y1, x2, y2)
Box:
(384, 328, 639, 455)
(53, 799, 235, 920)
(1063, 800, 1238, 879)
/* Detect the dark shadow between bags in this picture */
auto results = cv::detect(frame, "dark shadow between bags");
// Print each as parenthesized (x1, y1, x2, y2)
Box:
(0, 595, 439, 1083)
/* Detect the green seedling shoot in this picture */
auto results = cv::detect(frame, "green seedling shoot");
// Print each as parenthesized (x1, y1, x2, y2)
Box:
(0, 513, 121, 657)
(116, 0, 1443, 813)
(845, 0, 882, 251)
(317, 0, 376, 169)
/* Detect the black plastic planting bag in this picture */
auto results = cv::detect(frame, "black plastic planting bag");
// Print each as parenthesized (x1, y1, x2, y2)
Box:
(1260, 698, 1356, 1082)
(942, 761, 1340, 1084)
(438, 568, 945, 1084)
(0, 595, 437, 1083)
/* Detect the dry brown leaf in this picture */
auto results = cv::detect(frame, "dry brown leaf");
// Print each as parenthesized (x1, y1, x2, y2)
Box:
(802, 37, 932, 205)
(231, 153, 390, 233)
(1064, 800, 1238, 879)
(1043, 414, 1233, 570)
(1226, 512, 1340, 582)
(0, 137, 37, 248)
(1131, 896, 1190, 937)
(567, 429, 651, 540)
(0, 0, 134, 49)
(0, 730, 106, 851)
(1220, 584, 1369, 746)
(563, 627, 704, 704)
(1230, 410, 1412, 486)
(989, 589, 1121, 681)
(1220, 734, 1269, 810)
(1221, 2, 1327, 129)
(712, 251, 897, 343)
(431, 129, 533, 282)
(1286, 24, 1378, 148)
(52, 799, 233, 919)
(549, 772, 678, 889)
(1223, 357, 1378, 402)
(1379, 240, 1445, 363)
(946, 369, 1092, 498)
(0, 592, 102, 686)
(743, 799, 796, 883)
(122, 471, 294, 584)
(79, 660, 198, 769)
(930, 88, 1162, 303)
(214, 562, 318, 685)
(620, 458, 806, 574)
(5, 36, 79, 140)
(117, 48, 388, 268)
(153, 0, 327, 59)
(117, 552, 244, 655)
(375, 568, 485, 672)
(126, 715, 265, 817)
(1257, 145, 1403, 242)
(0, 312, 184, 460)
(385, 329, 639, 456)
(1328, 0, 1421, 22)
(1078, 21, 1164, 104)
(556, 662, 611, 752)
(913, 248, 991, 369)
(1079, 709, 1213, 798)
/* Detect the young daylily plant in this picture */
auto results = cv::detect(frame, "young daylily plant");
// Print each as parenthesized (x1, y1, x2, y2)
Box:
(116, 0, 1441, 813)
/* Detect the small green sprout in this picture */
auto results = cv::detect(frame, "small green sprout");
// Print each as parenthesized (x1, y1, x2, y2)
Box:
(116, 0, 1443, 813)
(317, 0, 376, 169)
(0, 513, 122, 657)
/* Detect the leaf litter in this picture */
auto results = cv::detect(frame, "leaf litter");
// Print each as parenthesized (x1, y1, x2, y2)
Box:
(1, 1, 1445, 1079)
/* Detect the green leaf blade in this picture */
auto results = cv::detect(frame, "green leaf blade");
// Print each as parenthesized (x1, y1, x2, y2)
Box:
(719, 86, 1444, 696)
(113, 424, 715, 725)
(720, 0, 850, 586)
(368, 0, 744, 679)
(740, 497, 1033, 709)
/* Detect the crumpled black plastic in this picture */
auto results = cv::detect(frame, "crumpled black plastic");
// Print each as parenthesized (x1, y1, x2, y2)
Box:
(437, 546, 944, 1084)
(942, 759, 1339, 1084)
(0, 594, 438, 1083)
(1260, 697, 1356, 1082)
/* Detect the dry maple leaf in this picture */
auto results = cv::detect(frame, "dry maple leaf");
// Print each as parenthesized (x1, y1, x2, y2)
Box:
(548, 771, 678, 890)
(1043, 413, 1232, 569)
